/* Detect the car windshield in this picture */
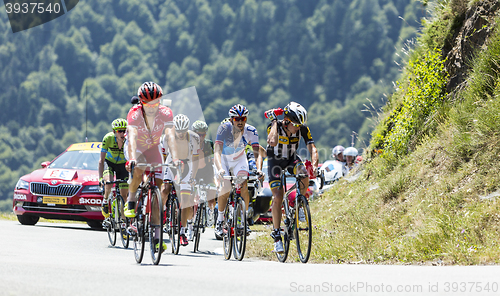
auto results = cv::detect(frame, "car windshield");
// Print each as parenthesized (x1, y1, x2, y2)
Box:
(48, 150, 100, 170)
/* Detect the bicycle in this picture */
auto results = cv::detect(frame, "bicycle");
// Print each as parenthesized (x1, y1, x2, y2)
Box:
(275, 170, 313, 263)
(192, 179, 213, 252)
(102, 179, 129, 249)
(221, 174, 258, 261)
(163, 177, 181, 255)
(129, 163, 167, 265)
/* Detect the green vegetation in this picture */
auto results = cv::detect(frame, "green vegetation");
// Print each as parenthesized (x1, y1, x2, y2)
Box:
(0, 0, 422, 201)
(248, 0, 500, 264)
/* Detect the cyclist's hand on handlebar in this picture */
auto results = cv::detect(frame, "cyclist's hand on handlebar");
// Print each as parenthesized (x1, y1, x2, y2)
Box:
(256, 169, 265, 181)
(217, 168, 225, 179)
(125, 159, 136, 172)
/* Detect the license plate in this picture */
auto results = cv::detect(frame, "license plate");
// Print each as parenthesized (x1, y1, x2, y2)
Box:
(43, 197, 67, 205)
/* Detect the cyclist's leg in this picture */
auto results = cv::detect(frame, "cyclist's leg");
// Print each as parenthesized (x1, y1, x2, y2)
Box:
(102, 164, 114, 217)
(116, 163, 129, 217)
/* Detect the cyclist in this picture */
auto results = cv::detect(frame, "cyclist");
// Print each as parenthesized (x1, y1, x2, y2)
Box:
(98, 118, 129, 218)
(265, 102, 319, 253)
(124, 81, 178, 252)
(192, 120, 217, 227)
(344, 146, 359, 174)
(162, 114, 200, 246)
(214, 104, 263, 238)
(332, 145, 348, 176)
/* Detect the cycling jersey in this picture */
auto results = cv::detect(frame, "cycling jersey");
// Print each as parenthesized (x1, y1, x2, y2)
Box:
(215, 122, 259, 161)
(163, 131, 200, 190)
(127, 104, 174, 153)
(266, 121, 314, 159)
(101, 132, 127, 164)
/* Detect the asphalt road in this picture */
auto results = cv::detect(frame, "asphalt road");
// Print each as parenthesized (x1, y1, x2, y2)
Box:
(1, 219, 499, 296)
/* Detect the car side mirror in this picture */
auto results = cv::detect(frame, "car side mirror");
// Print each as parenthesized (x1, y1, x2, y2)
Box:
(41, 161, 51, 168)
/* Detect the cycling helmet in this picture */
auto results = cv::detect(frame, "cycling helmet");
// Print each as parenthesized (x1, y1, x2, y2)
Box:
(137, 82, 163, 103)
(228, 104, 249, 118)
(332, 145, 345, 157)
(221, 117, 231, 124)
(192, 120, 208, 133)
(111, 118, 127, 131)
(344, 147, 358, 157)
(284, 102, 307, 125)
(173, 114, 190, 131)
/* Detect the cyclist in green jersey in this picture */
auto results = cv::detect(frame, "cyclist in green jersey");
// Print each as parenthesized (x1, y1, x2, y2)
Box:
(98, 118, 129, 217)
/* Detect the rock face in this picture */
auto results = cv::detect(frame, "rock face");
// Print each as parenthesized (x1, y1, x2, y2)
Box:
(443, 0, 500, 97)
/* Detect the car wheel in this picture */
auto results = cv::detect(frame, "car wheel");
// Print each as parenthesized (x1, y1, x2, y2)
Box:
(17, 215, 39, 226)
(87, 221, 103, 230)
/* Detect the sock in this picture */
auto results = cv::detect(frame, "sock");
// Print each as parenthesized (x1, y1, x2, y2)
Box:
(218, 210, 224, 222)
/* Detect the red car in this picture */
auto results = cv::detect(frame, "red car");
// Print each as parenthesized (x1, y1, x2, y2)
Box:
(13, 142, 104, 229)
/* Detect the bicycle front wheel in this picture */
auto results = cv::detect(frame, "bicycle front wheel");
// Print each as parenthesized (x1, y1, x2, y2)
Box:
(116, 195, 129, 249)
(233, 197, 246, 261)
(169, 196, 181, 255)
(193, 202, 204, 253)
(106, 199, 117, 246)
(133, 199, 146, 263)
(222, 200, 233, 260)
(276, 198, 290, 263)
(148, 188, 163, 265)
(295, 195, 312, 263)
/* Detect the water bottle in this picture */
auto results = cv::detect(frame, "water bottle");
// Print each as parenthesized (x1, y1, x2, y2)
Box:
(264, 108, 284, 119)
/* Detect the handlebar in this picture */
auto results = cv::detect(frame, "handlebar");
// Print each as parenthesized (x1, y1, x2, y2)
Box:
(103, 179, 128, 185)
(223, 175, 259, 181)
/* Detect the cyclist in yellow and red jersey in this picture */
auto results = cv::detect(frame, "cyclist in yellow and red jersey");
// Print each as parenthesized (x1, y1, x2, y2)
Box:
(265, 102, 319, 253)
(124, 81, 178, 252)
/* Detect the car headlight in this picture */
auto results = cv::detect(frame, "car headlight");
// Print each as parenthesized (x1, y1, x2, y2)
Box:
(15, 179, 29, 190)
(81, 185, 102, 193)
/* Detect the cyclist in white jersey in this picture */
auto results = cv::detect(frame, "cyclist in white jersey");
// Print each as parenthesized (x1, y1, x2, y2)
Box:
(162, 114, 200, 246)
(214, 104, 263, 237)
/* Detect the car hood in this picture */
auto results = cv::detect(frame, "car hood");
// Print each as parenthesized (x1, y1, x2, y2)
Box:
(22, 168, 99, 185)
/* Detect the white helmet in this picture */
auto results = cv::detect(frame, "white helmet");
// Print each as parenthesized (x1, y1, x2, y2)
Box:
(332, 145, 345, 157)
(173, 114, 190, 131)
(344, 147, 358, 157)
(228, 104, 249, 118)
(284, 102, 307, 125)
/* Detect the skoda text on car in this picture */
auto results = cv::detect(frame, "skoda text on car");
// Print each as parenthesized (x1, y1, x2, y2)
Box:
(13, 142, 104, 229)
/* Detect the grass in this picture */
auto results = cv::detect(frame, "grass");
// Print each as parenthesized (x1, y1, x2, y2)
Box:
(247, 2, 500, 265)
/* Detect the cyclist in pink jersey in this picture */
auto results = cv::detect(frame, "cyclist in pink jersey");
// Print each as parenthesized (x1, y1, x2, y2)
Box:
(124, 82, 178, 220)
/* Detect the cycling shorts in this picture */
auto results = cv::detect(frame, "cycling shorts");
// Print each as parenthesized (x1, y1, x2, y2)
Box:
(164, 159, 192, 192)
(103, 160, 129, 189)
(267, 154, 304, 189)
(221, 154, 249, 177)
(195, 164, 216, 186)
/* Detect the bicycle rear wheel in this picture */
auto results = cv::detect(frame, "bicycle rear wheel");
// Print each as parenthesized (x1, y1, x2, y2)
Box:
(116, 195, 129, 249)
(169, 196, 181, 255)
(149, 188, 163, 265)
(106, 199, 117, 246)
(133, 198, 146, 263)
(193, 202, 204, 252)
(222, 200, 233, 260)
(233, 197, 247, 261)
(295, 195, 312, 263)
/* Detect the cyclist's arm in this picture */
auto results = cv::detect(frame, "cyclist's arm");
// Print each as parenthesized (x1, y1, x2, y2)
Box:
(253, 145, 263, 171)
(127, 125, 138, 162)
(98, 151, 106, 181)
(214, 142, 223, 172)
(307, 142, 319, 171)
(165, 125, 178, 163)
(267, 121, 278, 147)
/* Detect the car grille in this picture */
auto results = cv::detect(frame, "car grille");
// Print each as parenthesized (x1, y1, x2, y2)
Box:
(30, 182, 81, 197)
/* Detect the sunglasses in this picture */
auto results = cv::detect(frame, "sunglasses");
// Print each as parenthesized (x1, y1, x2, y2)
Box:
(142, 99, 160, 109)
(116, 129, 126, 133)
(286, 120, 301, 127)
(233, 117, 247, 122)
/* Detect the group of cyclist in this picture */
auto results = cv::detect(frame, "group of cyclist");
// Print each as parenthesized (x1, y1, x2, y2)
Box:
(98, 81, 321, 255)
